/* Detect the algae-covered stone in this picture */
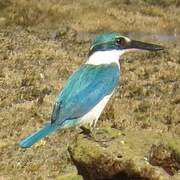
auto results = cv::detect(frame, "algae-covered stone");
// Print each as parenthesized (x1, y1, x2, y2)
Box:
(69, 128, 180, 180)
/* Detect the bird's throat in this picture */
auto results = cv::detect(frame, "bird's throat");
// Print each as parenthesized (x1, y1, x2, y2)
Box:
(86, 50, 122, 68)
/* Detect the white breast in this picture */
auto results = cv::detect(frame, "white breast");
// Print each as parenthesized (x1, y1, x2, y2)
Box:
(80, 92, 113, 126)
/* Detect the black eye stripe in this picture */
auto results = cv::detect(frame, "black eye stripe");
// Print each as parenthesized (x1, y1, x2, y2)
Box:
(88, 42, 119, 56)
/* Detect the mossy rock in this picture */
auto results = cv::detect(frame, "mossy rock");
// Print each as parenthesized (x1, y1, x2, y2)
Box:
(69, 128, 180, 180)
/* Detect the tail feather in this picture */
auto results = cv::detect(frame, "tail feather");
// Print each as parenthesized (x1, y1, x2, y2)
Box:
(19, 123, 57, 148)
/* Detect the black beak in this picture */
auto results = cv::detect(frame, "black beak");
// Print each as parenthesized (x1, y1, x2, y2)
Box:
(127, 40, 164, 51)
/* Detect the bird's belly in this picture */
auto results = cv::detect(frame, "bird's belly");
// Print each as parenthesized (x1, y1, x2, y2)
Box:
(59, 92, 113, 129)
(80, 92, 113, 124)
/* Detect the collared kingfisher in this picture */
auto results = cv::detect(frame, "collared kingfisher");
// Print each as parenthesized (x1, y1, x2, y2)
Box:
(19, 32, 164, 148)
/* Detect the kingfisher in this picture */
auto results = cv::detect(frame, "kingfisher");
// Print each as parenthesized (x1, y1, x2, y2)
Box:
(19, 32, 164, 148)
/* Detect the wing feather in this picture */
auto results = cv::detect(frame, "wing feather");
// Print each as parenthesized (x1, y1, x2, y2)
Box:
(51, 63, 120, 124)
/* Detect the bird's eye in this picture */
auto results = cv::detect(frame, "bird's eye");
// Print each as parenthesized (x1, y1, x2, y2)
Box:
(116, 38, 126, 47)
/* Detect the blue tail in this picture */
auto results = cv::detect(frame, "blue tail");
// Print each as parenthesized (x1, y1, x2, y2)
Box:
(19, 123, 57, 148)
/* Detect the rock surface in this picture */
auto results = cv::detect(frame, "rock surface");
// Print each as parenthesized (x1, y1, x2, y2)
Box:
(69, 128, 180, 180)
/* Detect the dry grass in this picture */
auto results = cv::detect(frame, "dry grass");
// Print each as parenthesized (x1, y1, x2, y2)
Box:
(1, 0, 180, 32)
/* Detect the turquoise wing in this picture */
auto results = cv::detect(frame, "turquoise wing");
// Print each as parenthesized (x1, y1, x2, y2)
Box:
(51, 63, 120, 125)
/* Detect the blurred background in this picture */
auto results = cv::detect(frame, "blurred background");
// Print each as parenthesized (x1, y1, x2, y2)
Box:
(0, 0, 180, 179)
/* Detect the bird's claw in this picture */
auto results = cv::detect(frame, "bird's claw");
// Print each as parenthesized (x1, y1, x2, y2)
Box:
(79, 126, 114, 144)
(80, 126, 92, 137)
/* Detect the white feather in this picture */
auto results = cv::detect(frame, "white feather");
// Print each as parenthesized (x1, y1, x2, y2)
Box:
(86, 49, 125, 68)
(80, 92, 113, 127)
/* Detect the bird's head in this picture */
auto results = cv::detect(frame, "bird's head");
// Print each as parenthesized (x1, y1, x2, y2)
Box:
(88, 32, 164, 57)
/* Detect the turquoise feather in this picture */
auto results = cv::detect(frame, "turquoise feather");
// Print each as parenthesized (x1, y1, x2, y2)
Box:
(19, 123, 57, 148)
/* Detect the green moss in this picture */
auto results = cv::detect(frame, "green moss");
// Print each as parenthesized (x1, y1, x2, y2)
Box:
(101, 127, 120, 136)
(69, 138, 103, 164)
(166, 137, 180, 155)
(69, 129, 180, 179)
(57, 173, 83, 180)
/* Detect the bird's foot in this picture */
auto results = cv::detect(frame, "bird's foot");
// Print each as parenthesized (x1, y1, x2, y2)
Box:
(79, 126, 93, 138)
(80, 126, 98, 140)
(80, 126, 114, 143)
